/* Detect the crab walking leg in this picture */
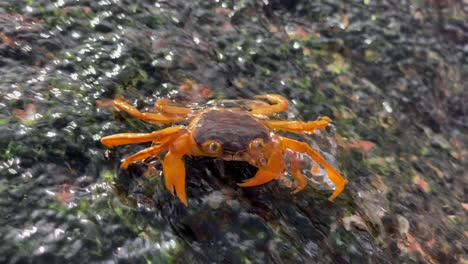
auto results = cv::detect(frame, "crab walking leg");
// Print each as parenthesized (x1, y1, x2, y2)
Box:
(155, 98, 193, 115)
(250, 94, 289, 115)
(162, 133, 192, 206)
(241, 99, 272, 111)
(113, 97, 187, 124)
(101, 126, 186, 148)
(262, 116, 332, 133)
(284, 149, 308, 193)
(238, 149, 286, 187)
(120, 144, 169, 169)
(278, 136, 347, 201)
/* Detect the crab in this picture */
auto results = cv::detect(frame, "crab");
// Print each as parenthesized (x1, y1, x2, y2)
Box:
(101, 94, 347, 206)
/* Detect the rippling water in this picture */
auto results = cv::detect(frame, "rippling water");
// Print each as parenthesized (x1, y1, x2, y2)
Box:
(0, 0, 467, 263)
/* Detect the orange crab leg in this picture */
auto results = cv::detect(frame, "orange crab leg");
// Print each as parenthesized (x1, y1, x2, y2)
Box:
(238, 149, 286, 187)
(120, 144, 169, 169)
(284, 150, 308, 193)
(277, 136, 347, 201)
(263, 116, 332, 133)
(250, 94, 289, 115)
(162, 133, 193, 206)
(239, 99, 272, 110)
(113, 97, 187, 124)
(101, 126, 186, 148)
(154, 98, 193, 115)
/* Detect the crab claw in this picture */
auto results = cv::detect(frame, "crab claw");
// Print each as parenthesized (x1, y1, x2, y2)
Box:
(239, 149, 285, 188)
(163, 150, 188, 206)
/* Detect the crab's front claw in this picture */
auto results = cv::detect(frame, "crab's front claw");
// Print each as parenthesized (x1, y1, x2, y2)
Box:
(161, 133, 193, 206)
(239, 149, 285, 188)
(163, 150, 188, 206)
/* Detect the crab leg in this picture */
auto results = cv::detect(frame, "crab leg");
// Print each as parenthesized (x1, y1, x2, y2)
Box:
(263, 116, 332, 133)
(162, 133, 193, 206)
(239, 99, 271, 110)
(284, 150, 308, 193)
(249, 94, 289, 115)
(155, 98, 193, 115)
(238, 149, 286, 187)
(277, 136, 347, 201)
(101, 126, 186, 148)
(113, 97, 187, 124)
(120, 144, 169, 169)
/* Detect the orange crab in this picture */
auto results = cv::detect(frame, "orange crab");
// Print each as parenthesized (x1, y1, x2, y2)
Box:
(101, 94, 347, 205)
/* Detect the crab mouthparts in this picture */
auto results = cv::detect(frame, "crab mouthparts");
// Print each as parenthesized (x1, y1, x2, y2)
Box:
(221, 154, 244, 161)
(219, 153, 268, 168)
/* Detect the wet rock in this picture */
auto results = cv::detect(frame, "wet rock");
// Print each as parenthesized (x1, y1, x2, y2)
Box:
(0, 0, 466, 263)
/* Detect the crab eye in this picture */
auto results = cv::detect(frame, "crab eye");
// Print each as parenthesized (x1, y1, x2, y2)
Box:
(250, 138, 265, 150)
(202, 140, 222, 154)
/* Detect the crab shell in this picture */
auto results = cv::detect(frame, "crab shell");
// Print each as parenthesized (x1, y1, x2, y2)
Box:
(190, 109, 272, 165)
(101, 94, 347, 206)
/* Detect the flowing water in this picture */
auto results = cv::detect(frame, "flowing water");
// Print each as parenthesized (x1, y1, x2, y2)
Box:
(0, 0, 467, 263)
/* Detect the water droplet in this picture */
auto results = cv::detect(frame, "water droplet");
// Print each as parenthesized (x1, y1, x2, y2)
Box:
(293, 42, 301, 49)
(46, 131, 57, 138)
(382, 101, 393, 113)
(165, 52, 173, 61)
